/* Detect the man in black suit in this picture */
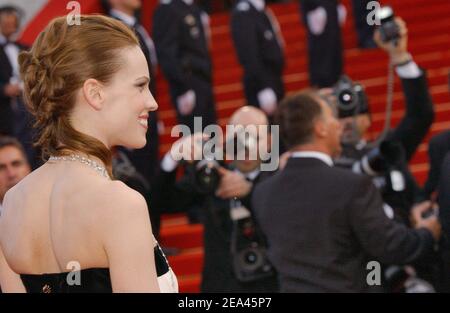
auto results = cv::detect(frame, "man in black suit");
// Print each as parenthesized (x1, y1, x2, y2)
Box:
(0, 6, 22, 137)
(351, 0, 376, 48)
(152, 0, 217, 132)
(335, 18, 434, 220)
(299, 0, 343, 87)
(252, 90, 441, 292)
(0, 6, 39, 168)
(230, 0, 285, 118)
(437, 153, 450, 291)
(422, 131, 450, 200)
(152, 106, 278, 292)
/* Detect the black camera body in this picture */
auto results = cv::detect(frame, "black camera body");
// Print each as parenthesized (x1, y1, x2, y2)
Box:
(333, 75, 369, 118)
(377, 6, 401, 44)
(352, 140, 404, 177)
(192, 158, 222, 195)
(230, 207, 276, 283)
(185, 137, 223, 195)
(189, 132, 259, 195)
(337, 140, 407, 197)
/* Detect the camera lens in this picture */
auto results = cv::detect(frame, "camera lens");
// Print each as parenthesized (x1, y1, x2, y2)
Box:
(338, 89, 357, 112)
(245, 251, 258, 264)
(339, 90, 353, 104)
(195, 160, 221, 194)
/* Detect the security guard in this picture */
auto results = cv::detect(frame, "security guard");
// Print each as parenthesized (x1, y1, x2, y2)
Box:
(152, 0, 217, 132)
(352, 0, 376, 48)
(230, 0, 285, 118)
(299, 0, 343, 87)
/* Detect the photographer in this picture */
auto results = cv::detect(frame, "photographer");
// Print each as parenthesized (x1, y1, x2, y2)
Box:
(438, 153, 450, 291)
(328, 15, 438, 290)
(152, 106, 279, 293)
(252, 89, 441, 292)
(332, 16, 434, 220)
(422, 130, 450, 200)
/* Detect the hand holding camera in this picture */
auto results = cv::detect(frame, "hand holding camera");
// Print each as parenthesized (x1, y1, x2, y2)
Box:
(410, 201, 441, 241)
(374, 12, 411, 66)
(215, 167, 253, 199)
(169, 132, 210, 164)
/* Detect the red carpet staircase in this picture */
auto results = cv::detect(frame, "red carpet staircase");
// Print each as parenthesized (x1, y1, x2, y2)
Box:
(157, 0, 450, 292)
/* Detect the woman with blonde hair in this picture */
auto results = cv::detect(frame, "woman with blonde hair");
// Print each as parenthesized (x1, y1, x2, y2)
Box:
(0, 14, 177, 293)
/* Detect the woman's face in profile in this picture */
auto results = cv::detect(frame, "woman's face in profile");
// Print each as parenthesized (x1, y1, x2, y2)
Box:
(102, 46, 158, 149)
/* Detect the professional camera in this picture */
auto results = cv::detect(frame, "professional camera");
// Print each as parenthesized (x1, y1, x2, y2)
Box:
(193, 158, 222, 195)
(189, 131, 259, 195)
(352, 140, 404, 177)
(376, 6, 401, 44)
(230, 200, 276, 283)
(188, 138, 223, 195)
(333, 75, 369, 118)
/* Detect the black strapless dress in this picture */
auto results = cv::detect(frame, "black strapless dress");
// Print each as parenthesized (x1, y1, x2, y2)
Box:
(20, 244, 178, 293)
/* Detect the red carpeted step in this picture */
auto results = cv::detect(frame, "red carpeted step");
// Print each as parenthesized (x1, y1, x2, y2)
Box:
(177, 274, 202, 293)
(167, 248, 204, 277)
(160, 223, 203, 250)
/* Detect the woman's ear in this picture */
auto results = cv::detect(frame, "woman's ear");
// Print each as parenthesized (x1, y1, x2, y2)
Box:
(82, 78, 105, 111)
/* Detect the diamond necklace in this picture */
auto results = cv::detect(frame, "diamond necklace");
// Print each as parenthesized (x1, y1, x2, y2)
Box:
(48, 154, 111, 179)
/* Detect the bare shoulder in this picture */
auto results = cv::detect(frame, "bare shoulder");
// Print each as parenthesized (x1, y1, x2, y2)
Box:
(95, 180, 148, 213)
(0, 181, 24, 220)
(93, 180, 152, 236)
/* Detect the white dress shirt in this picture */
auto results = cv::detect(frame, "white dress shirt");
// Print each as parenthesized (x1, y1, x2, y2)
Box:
(291, 151, 334, 167)
(248, 0, 265, 11)
(110, 8, 136, 26)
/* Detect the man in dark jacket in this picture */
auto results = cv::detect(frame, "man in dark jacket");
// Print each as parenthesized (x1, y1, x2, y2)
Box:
(437, 153, 450, 291)
(230, 0, 285, 118)
(152, 106, 279, 292)
(152, 0, 217, 132)
(252, 90, 441, 292)
(0, 6, 40, 169)
(299, 0, 343, 87)
(335, 18, 435, 220)
(0, 6, 23, 137)
(422, 131, 450, 200)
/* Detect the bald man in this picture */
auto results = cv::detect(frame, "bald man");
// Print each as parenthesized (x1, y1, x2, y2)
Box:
(223, 105, 271, 177)
(153, 106, 279, 293)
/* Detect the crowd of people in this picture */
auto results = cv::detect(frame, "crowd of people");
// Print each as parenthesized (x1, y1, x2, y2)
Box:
(0, 0, 449, 293)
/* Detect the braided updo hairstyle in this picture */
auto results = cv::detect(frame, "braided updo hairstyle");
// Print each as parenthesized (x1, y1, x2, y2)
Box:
(18, 15, 139, 173)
